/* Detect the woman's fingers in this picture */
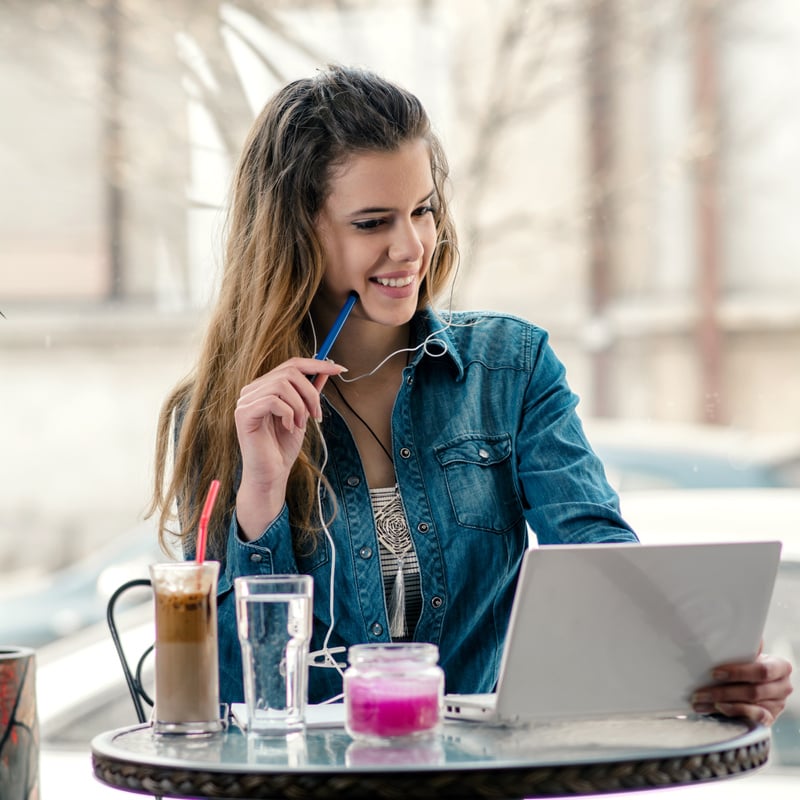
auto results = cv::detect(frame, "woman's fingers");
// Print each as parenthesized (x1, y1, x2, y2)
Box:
(692, 654, 793, 726)
(232, 358, 346, 539)
(709, 701, 774, 726)
(235, 391, 301, 434)
(238, 358, 345, 429)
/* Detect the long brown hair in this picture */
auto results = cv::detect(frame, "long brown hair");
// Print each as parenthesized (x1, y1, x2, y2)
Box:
(150, 64, 459, 559)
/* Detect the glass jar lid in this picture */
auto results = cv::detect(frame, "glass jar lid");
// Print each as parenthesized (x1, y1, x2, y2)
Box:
(347, 642, 439, 668)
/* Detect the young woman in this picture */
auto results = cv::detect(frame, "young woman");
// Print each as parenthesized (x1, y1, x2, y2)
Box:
(151, 65, 792, 722)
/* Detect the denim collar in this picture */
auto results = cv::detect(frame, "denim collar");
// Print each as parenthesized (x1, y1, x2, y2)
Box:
(411, 306, 465, 381)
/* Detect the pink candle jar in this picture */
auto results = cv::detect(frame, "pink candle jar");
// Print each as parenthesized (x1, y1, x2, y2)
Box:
(344, 643, 444, 742)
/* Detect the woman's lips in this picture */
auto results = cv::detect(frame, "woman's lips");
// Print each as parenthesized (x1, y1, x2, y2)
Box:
(372, 274, 415, 288)
(369, 272, 418, 298)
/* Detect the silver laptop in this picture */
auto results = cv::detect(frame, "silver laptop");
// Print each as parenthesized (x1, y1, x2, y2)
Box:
(445, 541, 781, 724)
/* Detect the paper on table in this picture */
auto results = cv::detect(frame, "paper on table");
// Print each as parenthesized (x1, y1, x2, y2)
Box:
(231, 702, 346, 730)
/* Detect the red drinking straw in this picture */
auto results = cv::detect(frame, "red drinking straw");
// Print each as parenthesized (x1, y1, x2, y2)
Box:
(196, 479, 221, 564)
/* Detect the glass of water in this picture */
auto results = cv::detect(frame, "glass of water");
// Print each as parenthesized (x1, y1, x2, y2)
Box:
(234, 574, 313, 734)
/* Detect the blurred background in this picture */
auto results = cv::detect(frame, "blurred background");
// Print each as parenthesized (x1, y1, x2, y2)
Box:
(0, 1, 798, 797)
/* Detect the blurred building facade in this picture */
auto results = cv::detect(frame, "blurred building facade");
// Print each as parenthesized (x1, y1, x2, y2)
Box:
(2, 0, 799, 570)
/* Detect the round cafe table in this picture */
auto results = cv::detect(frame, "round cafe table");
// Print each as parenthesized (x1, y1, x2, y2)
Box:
(91, 714, 770, 799)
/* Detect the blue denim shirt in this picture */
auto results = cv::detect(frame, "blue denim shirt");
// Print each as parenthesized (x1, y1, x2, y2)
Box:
(213, 309, 638, 704)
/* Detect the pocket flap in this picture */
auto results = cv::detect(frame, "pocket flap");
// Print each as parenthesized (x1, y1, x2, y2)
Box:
(435, 435, 511, 468)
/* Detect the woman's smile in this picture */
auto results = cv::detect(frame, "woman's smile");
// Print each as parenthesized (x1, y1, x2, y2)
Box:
(372, 273, 415, 289)
(369, 270, 419, 300)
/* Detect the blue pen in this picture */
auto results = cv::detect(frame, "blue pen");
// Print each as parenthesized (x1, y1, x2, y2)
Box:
(311, 291, 358, 376)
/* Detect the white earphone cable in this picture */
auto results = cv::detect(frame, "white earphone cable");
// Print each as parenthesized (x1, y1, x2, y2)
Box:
(306, 418, 348, 691)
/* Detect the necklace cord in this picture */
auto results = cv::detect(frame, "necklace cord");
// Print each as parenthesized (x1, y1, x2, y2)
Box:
(327, 379, 394, 464)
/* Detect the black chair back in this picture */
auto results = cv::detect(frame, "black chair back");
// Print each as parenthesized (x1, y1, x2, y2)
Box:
(106, 578, 154, 724)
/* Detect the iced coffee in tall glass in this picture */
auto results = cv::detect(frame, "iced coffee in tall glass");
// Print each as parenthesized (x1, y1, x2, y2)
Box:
(149, 561, 222, 734)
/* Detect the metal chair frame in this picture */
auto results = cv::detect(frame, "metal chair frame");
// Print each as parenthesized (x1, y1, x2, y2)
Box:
(106, 577, 154, 724)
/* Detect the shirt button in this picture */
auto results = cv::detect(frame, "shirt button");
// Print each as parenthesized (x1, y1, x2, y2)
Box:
(371, 622, 384, 636)
(346, 476, 361, 487)
(417, 522, 430, 534)
(406, 375, 414, 385)
(478, 448, 490, 460)
(431, 596, 443, 609)
(359, 546, 373, 559)
(249, 553, 263, 563)
(399, 447, 412, 459)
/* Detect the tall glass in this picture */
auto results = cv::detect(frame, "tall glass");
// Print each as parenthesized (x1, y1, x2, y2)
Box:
(235, 575, 313, 734)
(149, 561, 222, 735)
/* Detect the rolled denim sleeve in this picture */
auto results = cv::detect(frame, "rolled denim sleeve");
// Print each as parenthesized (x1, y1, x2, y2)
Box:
(222, 503, 299, 588)
(216, 503, 300, 705)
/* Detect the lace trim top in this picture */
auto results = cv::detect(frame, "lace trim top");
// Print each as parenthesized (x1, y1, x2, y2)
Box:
(369, 485, 421, 640)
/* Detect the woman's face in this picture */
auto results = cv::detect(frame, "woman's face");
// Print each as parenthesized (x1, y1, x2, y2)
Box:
(314, 138, 437, 328)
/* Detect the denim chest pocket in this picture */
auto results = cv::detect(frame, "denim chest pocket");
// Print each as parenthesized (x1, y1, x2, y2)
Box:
(434, 434, 522, 533)
(295, 533, 330, 573)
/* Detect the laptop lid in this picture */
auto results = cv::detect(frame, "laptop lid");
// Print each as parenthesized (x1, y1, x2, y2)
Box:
(487, 541, 781, 723)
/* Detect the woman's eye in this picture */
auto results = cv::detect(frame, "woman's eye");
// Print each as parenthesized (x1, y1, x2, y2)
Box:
(353, 218, 384, 231)
(413, 205, 436, 218)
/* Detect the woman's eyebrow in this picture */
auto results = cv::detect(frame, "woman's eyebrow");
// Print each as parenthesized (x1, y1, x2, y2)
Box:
(349, 189, 436, 216)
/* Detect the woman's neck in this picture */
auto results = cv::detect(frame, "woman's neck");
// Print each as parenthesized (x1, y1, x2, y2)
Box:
(320, 316, 411, 489)
(324, 318, 412, 380)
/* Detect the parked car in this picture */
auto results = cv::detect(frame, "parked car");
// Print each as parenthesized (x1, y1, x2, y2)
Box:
(582, 418, 800, 491)
(619, 487, 800, 560)
(0, 521, 164, 648)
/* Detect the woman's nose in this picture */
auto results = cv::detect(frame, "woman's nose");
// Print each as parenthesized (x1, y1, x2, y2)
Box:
(388, 219, 425, 263)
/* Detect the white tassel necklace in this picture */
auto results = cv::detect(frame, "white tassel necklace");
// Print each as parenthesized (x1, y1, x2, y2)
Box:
(371, 487, 413, 638)
(328, 375, 419, 639)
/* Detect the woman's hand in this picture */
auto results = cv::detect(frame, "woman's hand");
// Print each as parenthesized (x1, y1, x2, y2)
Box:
(234, 357, 345, 539)
(692, 652, 793, 726)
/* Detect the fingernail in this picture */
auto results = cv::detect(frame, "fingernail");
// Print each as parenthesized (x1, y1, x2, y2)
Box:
(693, 703, 714, 714)
(692, 691, 712, 704)
(712, 669, 729, 681)
(715, 702, 735, 714)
